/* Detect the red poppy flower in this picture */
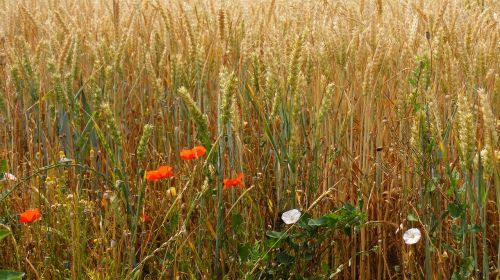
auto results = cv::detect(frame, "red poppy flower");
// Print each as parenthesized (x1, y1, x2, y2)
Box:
(19, 208, 42, 223)
(157, 166, 174, 178)
(223, 173, 244, 189)
(146, 165, 174, 182)
(180, 150, 195, 160)
(141, 213, 151, 223)
(146, 170, 161, 181)
(192, 146, 206, 156)
(180, 145, 207, 160)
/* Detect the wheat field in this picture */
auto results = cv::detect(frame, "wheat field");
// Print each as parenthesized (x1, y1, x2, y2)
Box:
(0, 0, 499, 279)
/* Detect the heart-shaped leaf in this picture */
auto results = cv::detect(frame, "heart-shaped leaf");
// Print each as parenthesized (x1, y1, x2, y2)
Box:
(0, 228, 11, 242)
(266, 230, 287, 240)
(276, 251, 295, 265)
(0, 271, 25, 280)
(0, 159, 8, 173)
(407, 213, 418, 222)
(448, 202, 465, 219)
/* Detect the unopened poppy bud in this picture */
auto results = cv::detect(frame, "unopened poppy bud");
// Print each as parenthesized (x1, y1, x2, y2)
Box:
(168, 187, 177, 197)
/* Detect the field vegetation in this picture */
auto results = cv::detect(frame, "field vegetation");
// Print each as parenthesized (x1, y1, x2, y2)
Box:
(0, 0, 499, 279)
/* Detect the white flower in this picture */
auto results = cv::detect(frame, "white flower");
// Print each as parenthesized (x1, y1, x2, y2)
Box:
(59, 157, 73, 164)
(281, 209, 301, 225)
(403, 228, 421, 245)
(2, 172, 17, 181)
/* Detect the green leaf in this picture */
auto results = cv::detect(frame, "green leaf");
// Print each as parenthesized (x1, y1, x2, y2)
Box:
(164, 213, 179, 233)
(304, 251, 313, 261)
(407, 213, 418, 222)
(163, 252, 174, 261)
(459, 256, 474, 277)
(266, 230, 287, 240)
(265, 232, 286, 249)
(450, 170, 459, 185)
(468, 224, 481, 233)
(451, 224, 463, 241)
(308, 217, 327, 227)
(249, 242, 268, 262)
(321, 262, 330, 274)
(0, 271, 25, 280)
(448, 202, 465, 219)
(342, 203, 356, 212)
(276, 251, 295, 265)
(0, 159, 8, 173)
(321, 213, 340, 227)
(0, 228, 11, 242)
(297, 213, 312, 229)
(442, 243, 458, 254)
(446, 186, 454, 197)
(457, 185, 466, 195)
(231, 213, 243, 232)
(0, 159, 7, 180)
(238, 244, 251, 262)
(451, 258, 476, 280)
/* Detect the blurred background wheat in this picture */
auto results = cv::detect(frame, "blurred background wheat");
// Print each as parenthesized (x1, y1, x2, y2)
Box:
(0, 0, 499, 279)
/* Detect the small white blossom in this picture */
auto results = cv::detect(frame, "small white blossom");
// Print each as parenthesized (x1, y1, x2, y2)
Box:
(403, 228, 421, 245)
(59, 157, 73, 164)
(3, 172, 17, 181)
(281, 209, 301, 225)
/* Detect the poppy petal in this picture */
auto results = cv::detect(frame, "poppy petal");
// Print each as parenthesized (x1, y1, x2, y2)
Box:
(146, 171, 160, 181)
(157, 166, 173, 178)
(19, 209, 42, 223)
(180, 150, 195, 160)
(192, 146, 206, 158)
(223, 173, 245, 189)
(142, 214, 151, 222)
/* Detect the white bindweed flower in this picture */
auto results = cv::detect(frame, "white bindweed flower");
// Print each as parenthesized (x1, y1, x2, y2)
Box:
(281, 209, 301, 225)
(3, 172, 17, 181)
(403, 228, 421, 245)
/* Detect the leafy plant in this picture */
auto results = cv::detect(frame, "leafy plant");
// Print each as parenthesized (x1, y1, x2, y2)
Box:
(0, 227, 24, 279)
(0, 159, 8, 181)
(0, 228, 11, 242)
(0, 271, 25, 280)
(258, 203, 367, 278)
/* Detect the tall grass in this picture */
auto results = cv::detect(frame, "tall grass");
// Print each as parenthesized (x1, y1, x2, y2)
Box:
(0, 0, 499, 279)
